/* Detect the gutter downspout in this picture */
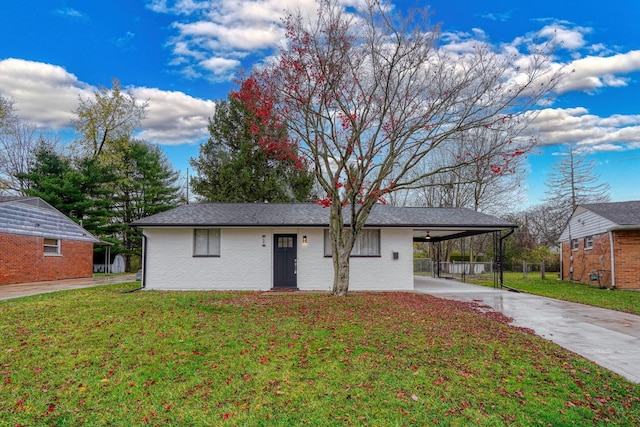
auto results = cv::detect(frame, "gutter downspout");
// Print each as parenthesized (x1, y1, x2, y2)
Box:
(121, 227, 146, 293)
(609, 231, 616, 289)
(559, 237, 563, 281)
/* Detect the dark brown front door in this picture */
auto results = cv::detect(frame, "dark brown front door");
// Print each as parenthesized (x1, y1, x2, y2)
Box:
(274, 234, 297, 288)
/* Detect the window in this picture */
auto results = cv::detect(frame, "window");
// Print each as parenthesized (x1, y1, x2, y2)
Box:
(277, 236, 294, 248)
(324, 229, 381, 257)
(571, 238, 579, 251)
(194, 229, 220, 256)
(44, 238, 60, 256)
(584, 235, 593, 250)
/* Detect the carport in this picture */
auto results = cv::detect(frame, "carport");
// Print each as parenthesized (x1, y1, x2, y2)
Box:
(412, 222, 516, 288)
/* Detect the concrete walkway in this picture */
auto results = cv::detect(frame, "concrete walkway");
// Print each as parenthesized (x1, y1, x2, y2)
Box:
(414, 275, 640, 384)
(0, 274, 138, 301)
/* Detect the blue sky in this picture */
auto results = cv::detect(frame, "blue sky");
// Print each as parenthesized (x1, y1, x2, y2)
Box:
(1, 0, 640, 206)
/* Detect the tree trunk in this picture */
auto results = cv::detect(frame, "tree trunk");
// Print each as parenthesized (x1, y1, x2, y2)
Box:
(332, 246, 350, 296)
(329, 205, 354, 296)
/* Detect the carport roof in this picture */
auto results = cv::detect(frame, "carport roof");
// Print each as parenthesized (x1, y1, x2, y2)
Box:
(132, 203, 516, 242)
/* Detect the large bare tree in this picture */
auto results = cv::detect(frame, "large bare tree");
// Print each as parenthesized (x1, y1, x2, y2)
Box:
(409, 126, 532, 213)
(542, 143, 610, 242)
(0, 95, 13, 128)
(0, 119, 59, 194)
(0, 97, 60, 194)
(544, 143, 610, 211)
(407, 126, 533, 263)
(72, 78, 148, 160)
(253, 0, 562, 295)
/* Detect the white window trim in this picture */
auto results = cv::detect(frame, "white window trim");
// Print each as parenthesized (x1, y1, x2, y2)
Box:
(324, 229, 381, 257)
(44, 238, 61, 256)
(584, 235, 594, 250)
(571, 238, 579, 251)
(193, 229, 221, 257)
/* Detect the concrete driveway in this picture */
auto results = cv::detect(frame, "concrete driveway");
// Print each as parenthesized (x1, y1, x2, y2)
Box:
(415, 275, 640, 384)
(0, 274, 138, 301)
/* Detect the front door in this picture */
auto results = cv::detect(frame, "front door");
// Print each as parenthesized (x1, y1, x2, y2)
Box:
(273, 234, 297, 288)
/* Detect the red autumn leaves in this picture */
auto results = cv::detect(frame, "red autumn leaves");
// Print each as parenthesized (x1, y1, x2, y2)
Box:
(231, 77, 307, 171)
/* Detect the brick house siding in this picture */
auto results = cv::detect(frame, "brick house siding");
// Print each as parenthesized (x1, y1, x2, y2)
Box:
(561, 230, 640, 290)
(612, 230, 640, 290)
(0, 233, 94, 285)
(561, 233, 612, 288)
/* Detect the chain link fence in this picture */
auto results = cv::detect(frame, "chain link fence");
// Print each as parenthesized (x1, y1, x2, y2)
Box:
(414, 258, 493, 277)
(414, 258, 560, 278)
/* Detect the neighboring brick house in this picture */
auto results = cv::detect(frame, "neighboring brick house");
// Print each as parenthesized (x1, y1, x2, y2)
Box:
(0, 196, 100, 285)
(558, 201, 640, 290)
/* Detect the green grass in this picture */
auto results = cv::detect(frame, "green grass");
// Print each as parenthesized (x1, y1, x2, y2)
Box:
(1, 283, 639, 426)
(469, 272, 640, 315)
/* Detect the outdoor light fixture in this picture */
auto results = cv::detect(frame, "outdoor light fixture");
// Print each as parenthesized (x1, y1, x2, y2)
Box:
(425, 232, 431, 240)
(302, 235, 308, 244)
(262, 235, 266, 247)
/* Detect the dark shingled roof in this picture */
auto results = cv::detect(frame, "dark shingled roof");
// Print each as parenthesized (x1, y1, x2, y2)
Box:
(581, 201, 640, 226)
(0, 196, 100, 242)
(131, 202, 515, 229)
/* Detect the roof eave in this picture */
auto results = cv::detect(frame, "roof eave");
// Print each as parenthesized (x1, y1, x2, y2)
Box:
(608, 225, 640, 231)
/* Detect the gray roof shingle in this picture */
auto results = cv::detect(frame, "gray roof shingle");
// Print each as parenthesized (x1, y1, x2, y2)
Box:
(131, 202, 515, 229)
(582, 201, 640, 226)
(0, 197, 100, 242)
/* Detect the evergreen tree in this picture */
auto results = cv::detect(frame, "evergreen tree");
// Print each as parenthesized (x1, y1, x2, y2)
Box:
(190, 82, 315, 202)
(109, 138, 182, 270)
(18, 140, 180, 271)
(17, 146, 115, 239)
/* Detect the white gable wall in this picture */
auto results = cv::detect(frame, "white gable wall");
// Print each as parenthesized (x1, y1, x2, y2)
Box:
(143, 227, 414, 291)
(559, 208, 617, 242)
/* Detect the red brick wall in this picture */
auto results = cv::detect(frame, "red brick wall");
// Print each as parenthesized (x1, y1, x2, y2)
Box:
(612, 230, 640, 290)
(561, 233, 612, 288)
(561, 231, 640, 289)
(0, 233, 94, 285)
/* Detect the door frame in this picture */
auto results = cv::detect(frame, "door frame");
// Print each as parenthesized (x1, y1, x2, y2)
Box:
(273, 233, 297, 288)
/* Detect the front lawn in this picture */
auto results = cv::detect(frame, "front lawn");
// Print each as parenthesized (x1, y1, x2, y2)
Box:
(470, 272, 640, 315)
(1, 283, 639, 426)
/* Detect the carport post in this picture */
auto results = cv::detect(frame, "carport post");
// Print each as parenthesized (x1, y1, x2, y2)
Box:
(499, 229, 515, 288)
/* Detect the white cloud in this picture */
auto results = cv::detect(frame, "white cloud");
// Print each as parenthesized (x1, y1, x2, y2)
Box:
(557, 50, 640, 93)
(0, 58, 91, 128)
(147, 0, 319, 80)
(115, 31, 136, 48)
(526, 107, 640, 151)
(200, 57, 242, 80)
(538, 24, 590, 50)
(480, 9, 515, 22)
(133, 87, 215, 145)
(146, 0, 209, 15)
(0, 59, 216, 146)
(53, 7, 88, 21)
(175, 21, 282, 51)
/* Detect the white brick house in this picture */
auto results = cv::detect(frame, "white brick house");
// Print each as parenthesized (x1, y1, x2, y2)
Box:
(131, 203, 515, 291)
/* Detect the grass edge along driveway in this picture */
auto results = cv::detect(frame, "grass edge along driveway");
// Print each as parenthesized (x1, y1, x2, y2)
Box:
(470, 271, 640, 316)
